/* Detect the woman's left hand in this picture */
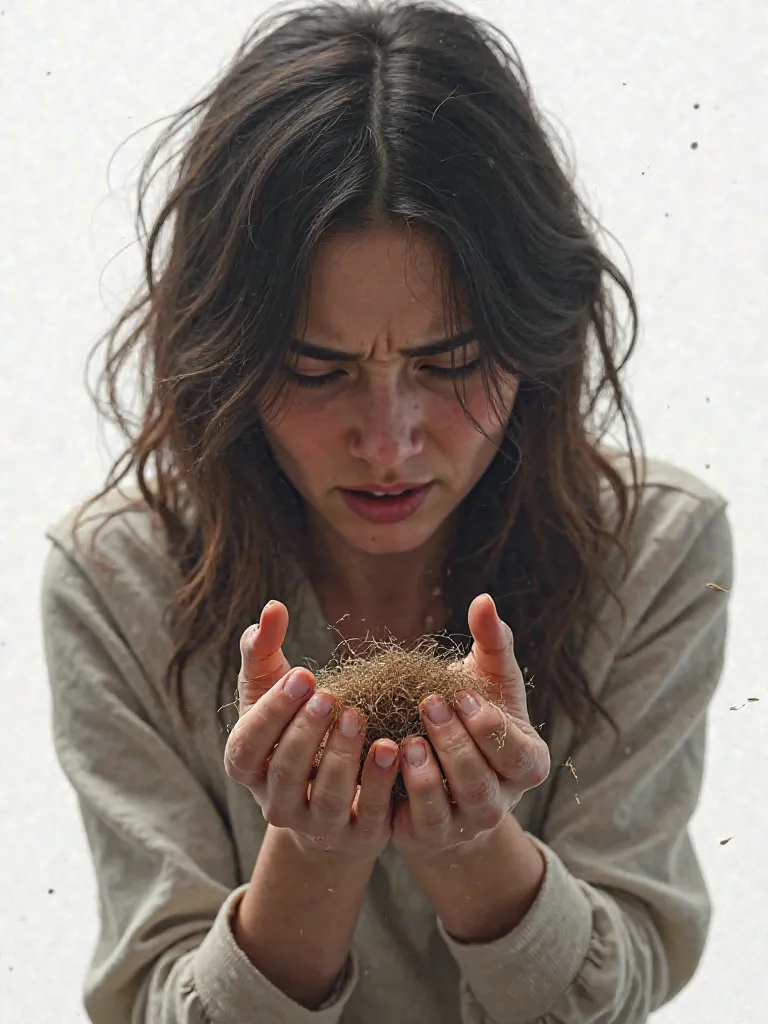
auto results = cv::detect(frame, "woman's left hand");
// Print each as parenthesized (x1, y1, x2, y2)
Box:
(392, 593, 551, 859)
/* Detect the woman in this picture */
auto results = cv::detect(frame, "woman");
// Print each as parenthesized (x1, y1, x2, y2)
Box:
(41, 2, 733, 1022)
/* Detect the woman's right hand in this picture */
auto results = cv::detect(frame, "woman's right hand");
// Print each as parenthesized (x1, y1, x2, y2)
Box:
(224, 600, 400, 862)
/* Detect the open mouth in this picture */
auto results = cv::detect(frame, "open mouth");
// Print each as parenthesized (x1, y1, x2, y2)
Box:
(339, 483, 433, 524)
(355, 488, 418, 500)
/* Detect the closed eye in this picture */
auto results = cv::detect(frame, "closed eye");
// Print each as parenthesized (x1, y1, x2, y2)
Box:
(286, 356, 482, 390)
(421, 359, 481, 380)
(286, 368, 347, 390)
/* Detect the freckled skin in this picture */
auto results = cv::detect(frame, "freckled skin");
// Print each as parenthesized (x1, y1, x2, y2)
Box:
(260, 225, 518, 559)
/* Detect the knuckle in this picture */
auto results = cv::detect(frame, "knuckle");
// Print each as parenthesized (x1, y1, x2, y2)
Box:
(224, 730, 255, 779)
(247, 696, 278, 728)
(268, 759, 303, 791)
(319, 742, 361, 776)
(237, 667, 273, 701)
(440, 730, 471, 760)
(420, 800, 452, 835)
(528, 746, 551, 787)
(311, 787, 351, 820)
(459, 774, 498, 809)
(483, 627, 514, 661)
(263, 804, 291, 830)
(358, 808, 386, 831)
(224, 758, 247, 785)
(477, 709, 506, 744)
(499, 628, 515, 660)
(357, 797, 388, 824)
(356, 780, 391, 821)
(474, 802, 504, 831)
(506, 738, 548, 781)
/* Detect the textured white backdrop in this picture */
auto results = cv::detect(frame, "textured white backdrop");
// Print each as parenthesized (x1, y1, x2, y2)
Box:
(1, 1, 766, 1021)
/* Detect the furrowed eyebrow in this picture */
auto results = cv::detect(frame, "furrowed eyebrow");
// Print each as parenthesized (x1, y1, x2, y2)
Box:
(288, 330, 477, 362)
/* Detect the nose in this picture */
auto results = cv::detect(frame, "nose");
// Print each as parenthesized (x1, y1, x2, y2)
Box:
(348, 375, 424, 470)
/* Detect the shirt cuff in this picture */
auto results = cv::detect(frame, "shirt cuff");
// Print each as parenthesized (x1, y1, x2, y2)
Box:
(193, 884, 359, 1023)
(436, 834, 593, 1024)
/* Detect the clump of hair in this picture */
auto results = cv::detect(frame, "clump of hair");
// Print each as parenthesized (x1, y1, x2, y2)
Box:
(311, 637, 507, 799)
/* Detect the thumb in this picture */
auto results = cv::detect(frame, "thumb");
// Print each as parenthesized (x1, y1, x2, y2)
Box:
(464, 594, 527, 718)
(237, 600, 292, 717)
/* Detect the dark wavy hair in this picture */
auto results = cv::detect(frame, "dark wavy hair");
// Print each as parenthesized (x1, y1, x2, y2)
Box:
(74, 0, 644, 745)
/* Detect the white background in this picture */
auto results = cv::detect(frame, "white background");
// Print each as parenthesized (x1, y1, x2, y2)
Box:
(1, 1, 766, 1021)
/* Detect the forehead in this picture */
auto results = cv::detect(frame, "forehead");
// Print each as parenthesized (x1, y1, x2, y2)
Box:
(300, 225, 467, 348)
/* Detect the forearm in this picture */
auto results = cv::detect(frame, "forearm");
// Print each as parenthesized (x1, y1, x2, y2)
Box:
(234, 825, 375, 1009)
(402, 814, 546, 943)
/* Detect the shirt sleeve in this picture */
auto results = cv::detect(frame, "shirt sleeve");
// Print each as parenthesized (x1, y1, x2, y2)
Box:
(41, 540, 359, 1024)
(436, 498, 733, 1024)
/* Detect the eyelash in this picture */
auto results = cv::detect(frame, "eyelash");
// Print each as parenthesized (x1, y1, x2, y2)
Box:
(288, 360, 482, 390)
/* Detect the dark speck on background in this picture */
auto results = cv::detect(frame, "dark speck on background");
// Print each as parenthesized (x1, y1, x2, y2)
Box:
(691, 141, 699, 149)
(48, 888, 55, 895)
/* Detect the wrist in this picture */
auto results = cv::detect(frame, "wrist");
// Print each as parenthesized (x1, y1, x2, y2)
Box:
(279, 825, 383, 870)
(236, 824, 372, 1010)
(399, 819, 500, 869)
(402, 816, 546, 944)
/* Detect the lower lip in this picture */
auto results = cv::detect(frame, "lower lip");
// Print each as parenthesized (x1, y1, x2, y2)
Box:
(340, 484, 433, 524)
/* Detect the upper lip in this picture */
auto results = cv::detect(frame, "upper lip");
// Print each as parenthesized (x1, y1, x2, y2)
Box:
(342, 482, 431, 494)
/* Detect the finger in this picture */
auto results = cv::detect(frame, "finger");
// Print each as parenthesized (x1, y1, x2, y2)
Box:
(419, 696, 503, 831)
(265, 689, 339, 820)
(399, 736, 452, 844)
(453, 688, 550, 788)
(308, 708, 369, 831)
(238, 600, 291, 716)
(353, 741, 399, 827)
(224, 667, 316, 788)
(464, 594, 527, 718)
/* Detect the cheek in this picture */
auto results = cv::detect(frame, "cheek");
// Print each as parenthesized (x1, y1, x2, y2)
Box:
(261, 402, 339, 482)
(431, 378, 516, 456)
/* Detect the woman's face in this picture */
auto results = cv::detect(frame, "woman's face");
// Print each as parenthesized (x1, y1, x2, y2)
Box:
(259, 225, 518, 556)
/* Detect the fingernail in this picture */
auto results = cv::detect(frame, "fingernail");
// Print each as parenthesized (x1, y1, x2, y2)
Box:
(404, 739, 428, 767)
(338, 709, 362, 737)
(283, 671, 310, 699)
(307, 691, 334, 717)
(455, 690, 480, 716)
(374, 743, 397, 768)
(423, 696, 453, 725)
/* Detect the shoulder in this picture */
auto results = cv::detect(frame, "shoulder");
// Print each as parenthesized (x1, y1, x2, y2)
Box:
(603, 446, 727, 509)
(601, 448, 730, 552)
(41, 486, 182, 679)
(43, 485, 178, 598)
(595, 449, 733, 650)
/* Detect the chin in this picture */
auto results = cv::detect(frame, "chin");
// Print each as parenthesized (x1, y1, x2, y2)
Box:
(342, 519, 442, 556)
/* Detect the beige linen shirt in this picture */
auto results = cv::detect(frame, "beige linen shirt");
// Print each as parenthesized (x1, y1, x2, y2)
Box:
(41, 455, 733, 1023)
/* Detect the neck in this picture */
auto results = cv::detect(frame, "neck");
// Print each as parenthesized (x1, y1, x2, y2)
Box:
(305, 512, 455, 643)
